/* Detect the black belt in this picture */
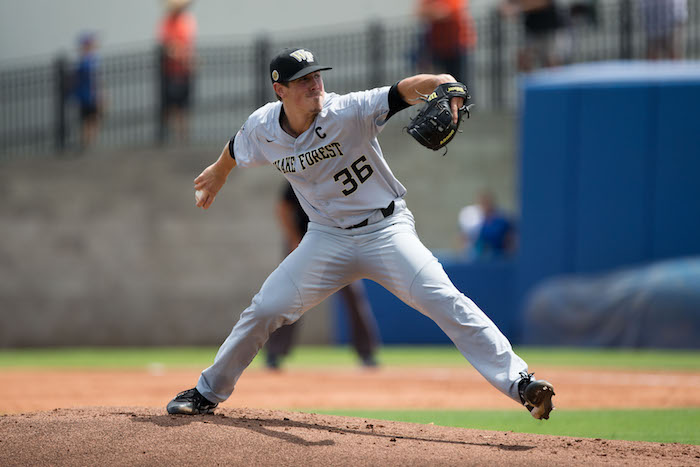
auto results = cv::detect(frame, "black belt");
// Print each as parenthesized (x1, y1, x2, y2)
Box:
(345, 201, 395, 229)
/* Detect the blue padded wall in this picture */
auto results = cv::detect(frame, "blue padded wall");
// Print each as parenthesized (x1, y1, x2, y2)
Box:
(517, 88, 577, 299)
(653, 83, 700, 259)
(518, 61, 700, 314)
(574, 85, 655, 272)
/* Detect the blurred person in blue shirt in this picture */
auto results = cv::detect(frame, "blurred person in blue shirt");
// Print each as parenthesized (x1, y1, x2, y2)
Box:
(458, 191, 517, 260)
(73, 32, 102, 150)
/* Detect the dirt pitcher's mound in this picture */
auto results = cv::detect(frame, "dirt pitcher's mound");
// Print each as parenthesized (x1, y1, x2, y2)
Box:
(1, 407, 698, 466)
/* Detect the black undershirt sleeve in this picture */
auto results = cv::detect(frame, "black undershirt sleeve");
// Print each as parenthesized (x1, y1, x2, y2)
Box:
(228, 134, 236, 160)
(386, 81, 412, 121)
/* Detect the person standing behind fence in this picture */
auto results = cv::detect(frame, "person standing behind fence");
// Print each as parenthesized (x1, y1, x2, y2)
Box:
(642, 0, 688, 60)
(500, 0, 568, 72)
(158, 0, 197, 143)
(265, 182, 381, 369)
(73, 32, 102, 150)
(416, 0, 477, 84)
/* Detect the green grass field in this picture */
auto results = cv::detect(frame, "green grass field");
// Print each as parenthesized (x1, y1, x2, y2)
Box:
(2, 345, 700, 370)
(2, 346, 699, 445)
(311, 408, 700, 445)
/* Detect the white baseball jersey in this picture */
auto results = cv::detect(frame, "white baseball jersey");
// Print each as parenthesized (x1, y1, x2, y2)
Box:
(232, 87, 406, 229)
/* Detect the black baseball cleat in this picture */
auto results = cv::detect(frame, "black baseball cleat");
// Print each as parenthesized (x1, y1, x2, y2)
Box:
(360, 354, 378, 368)
(518, 371, 555, 420)
(166, 387, 218, 415)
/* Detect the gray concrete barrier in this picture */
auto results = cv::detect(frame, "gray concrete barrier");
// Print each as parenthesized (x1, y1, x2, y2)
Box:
(0, 112, 515, 346)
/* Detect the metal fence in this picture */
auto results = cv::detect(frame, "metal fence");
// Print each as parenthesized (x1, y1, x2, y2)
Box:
(1, 0, 699, 157)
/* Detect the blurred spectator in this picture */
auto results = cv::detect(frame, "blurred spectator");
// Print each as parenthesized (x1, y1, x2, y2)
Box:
(500, 0, 569, 72)
(458, 191, 516, 260)
(567, 0, 598, 62)
(73, 32, 102, 150)
(416, 0, 477, 83)
(569, 0, 598, 27)
(158, 0, 197, 142)
(264, 183, 381, 369)
(642, 0, 688, 60)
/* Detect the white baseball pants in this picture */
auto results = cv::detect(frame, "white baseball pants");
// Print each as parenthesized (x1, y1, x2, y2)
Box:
(197, 201, 528, 404)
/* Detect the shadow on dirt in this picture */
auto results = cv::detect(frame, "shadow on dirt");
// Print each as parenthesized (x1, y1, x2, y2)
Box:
(121, 410, 534, 451)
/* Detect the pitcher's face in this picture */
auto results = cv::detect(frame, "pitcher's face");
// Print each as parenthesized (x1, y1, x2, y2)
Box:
(285, 71, 325, 114)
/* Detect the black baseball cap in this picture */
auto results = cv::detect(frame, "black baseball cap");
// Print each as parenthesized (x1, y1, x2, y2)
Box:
(269, 48, 332, 83)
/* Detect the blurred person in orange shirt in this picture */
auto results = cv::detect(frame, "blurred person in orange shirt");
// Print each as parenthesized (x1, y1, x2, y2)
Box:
(158, 0, 197, 142)
(416, 0, 477, 84)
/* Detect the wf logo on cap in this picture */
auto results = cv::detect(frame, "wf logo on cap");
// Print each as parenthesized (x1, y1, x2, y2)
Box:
(289, 49, 314, 63)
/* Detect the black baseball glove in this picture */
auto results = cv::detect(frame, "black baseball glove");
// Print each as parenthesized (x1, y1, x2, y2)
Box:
(407, 82, 472, 152)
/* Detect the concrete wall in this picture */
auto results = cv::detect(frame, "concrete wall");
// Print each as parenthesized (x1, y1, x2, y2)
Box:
(0, 111, 516, 346)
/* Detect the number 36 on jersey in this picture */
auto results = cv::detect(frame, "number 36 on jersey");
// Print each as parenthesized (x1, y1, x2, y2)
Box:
(333, 156, 374, 196)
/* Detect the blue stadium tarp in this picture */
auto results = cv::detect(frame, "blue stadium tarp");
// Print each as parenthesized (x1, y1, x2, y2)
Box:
(522, 257, 700, 348)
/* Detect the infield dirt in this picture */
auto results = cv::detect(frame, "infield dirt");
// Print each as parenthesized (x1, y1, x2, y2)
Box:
(2, 366, 699, 465)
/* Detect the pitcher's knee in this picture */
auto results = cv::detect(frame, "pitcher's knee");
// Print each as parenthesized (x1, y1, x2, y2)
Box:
(410, 265, 478, 322)
(246, 292, 300, 329)
(414, 286, 462, 313)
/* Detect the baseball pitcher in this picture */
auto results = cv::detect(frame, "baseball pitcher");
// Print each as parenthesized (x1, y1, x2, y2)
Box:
(167, 47, 555, 420)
